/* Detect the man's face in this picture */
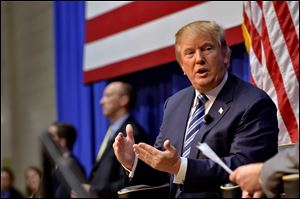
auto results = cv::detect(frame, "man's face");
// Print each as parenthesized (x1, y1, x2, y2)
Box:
(178, 32, 229, 93)
(1, 171, 12, 191)
(48, 125, 60, 145)
(100, 83, 122, 119)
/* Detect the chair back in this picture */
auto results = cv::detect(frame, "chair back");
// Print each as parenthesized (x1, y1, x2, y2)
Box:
(220, 183, 241, 198)
(278, 143, 296, 152)
(282, 173, 299, 198)
(118, 183, 169, 198)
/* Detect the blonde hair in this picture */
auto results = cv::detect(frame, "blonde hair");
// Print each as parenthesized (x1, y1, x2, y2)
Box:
(175, 21, 231, 64)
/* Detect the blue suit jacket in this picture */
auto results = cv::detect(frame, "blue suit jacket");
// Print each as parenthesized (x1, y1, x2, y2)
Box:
(133, 74, 279, 197)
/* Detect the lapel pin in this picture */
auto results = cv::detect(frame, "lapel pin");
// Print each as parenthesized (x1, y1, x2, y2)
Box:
(218, 107, 224, 115)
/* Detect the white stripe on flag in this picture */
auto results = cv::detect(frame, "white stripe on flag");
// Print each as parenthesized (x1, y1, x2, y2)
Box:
(86, 1, 132, 20)
(84, 1, 243, 72)
(263, 2, 299, 122)
(243, 1, 299, 144)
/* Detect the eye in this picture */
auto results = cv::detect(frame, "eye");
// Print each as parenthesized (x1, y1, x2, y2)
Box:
(184, 50, 194, 57)
(201, 45, 214, 55)
(203, 46, 213, 51)
(205, 46, 212, 51)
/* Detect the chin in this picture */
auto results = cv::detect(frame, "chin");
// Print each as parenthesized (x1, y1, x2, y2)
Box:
(194, 81, 212, 92)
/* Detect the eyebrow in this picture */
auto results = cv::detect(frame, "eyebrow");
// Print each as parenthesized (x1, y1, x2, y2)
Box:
(200, 42, 214, 48)
(183, 48, 194, 53)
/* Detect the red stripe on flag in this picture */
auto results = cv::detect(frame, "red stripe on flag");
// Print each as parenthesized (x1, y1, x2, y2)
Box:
(243, 5, 251, 31)
(84, 46, 175, 83)
(243, 3, 262, 64)
(273, 1, 299, 81)
(250, 73, 256, 85)
(86, 1, 205, 43)
(262, 17, 299, 143)
(84, 26, 243, 83)
(257, 1, 262, 9)
(250, 28, 262, 64)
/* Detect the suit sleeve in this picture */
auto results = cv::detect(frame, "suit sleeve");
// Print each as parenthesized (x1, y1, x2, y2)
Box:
(260, 142, 299, 198)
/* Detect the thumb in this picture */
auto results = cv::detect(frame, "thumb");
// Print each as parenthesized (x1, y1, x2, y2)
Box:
(163, 140, 176, 152)
(126, 124, 135, 142)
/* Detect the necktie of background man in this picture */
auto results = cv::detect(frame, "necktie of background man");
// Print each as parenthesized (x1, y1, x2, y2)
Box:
(96, 127, 113, 162)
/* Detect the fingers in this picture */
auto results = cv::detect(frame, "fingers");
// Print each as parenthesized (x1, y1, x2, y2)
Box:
(229, 166, 242, 183)
(133, 143, 159, 165)
(229, 169, 237, 182)
(252, 191, 263, 198)
(242, 191, 251, 198)
(163, 139, 176, 152)
(134, 143, 161, 171)
(134, 143, 158, 157)
(70, 190, 78, 198)
(126, 124, 134, 142)
(113, 133, 124, 148)
(113, 133, 125, 157)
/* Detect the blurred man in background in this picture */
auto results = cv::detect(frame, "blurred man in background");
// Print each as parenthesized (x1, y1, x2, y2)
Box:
(44, 122, 86, 198)
(74, 81, 150, 198)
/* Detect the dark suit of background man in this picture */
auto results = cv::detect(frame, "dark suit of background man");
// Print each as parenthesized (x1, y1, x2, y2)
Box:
(113, 20, 279, 198)
(76, 81, 149, 198)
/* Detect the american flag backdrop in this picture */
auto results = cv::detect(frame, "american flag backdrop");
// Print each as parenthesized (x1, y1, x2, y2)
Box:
(243, 1, 299, 144)
(83, 1, 244, 83)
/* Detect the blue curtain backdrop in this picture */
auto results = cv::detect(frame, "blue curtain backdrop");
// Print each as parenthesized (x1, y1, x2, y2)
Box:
(54, 2, 249, 176)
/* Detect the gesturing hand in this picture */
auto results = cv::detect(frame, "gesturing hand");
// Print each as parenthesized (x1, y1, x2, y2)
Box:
(229, 163, 263, 194)
(133, 139, 181, 175)
(113, 124, 136, 170)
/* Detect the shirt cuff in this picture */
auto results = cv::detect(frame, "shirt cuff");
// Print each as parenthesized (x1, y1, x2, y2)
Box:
(122, 155, 138, 178)
(173, 157, 187, 184)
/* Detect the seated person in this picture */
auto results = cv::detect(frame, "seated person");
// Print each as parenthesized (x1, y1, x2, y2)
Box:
(24, 166, 43, 197)
(113, 20, 279, 198)
(230, 141, 299, 197)
(1, 167, 24, 198)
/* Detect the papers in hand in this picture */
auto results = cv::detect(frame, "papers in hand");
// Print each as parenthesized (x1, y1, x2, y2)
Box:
(196, 142, 233, 174)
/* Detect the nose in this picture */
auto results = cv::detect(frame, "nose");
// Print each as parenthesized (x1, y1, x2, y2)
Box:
(195, 49, 205, 65)
(99, 98, 104, 105)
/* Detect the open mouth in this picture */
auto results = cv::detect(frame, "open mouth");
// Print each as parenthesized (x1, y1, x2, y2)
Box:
(197, 68, 208, 75)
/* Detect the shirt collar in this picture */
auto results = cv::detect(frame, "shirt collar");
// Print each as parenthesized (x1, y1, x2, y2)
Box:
(110, 114, 129, 134)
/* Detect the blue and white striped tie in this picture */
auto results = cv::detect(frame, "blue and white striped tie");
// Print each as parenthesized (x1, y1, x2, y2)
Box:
(182, 94, 208, 158)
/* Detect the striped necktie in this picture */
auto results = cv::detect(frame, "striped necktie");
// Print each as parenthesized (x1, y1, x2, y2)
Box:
(182, 93, 208, 158)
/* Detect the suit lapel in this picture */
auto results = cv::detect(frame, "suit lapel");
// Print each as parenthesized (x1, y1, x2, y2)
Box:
(189, 76, 235, 158)
(173, 87, 195, 156)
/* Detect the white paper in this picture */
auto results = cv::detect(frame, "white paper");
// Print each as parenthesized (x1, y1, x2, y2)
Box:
(196, 142, 233, 174)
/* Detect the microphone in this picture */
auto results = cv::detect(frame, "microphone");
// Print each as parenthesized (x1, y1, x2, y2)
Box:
(204, 114, 213, 124)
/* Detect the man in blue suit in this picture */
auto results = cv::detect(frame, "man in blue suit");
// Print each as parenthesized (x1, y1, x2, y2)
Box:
(113, 21, 279, 198)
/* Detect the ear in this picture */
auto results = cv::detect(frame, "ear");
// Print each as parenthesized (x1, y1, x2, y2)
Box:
(223, 49, 231, 68)
(120, 95, 129, 107)
(179, 63, 186, 75)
